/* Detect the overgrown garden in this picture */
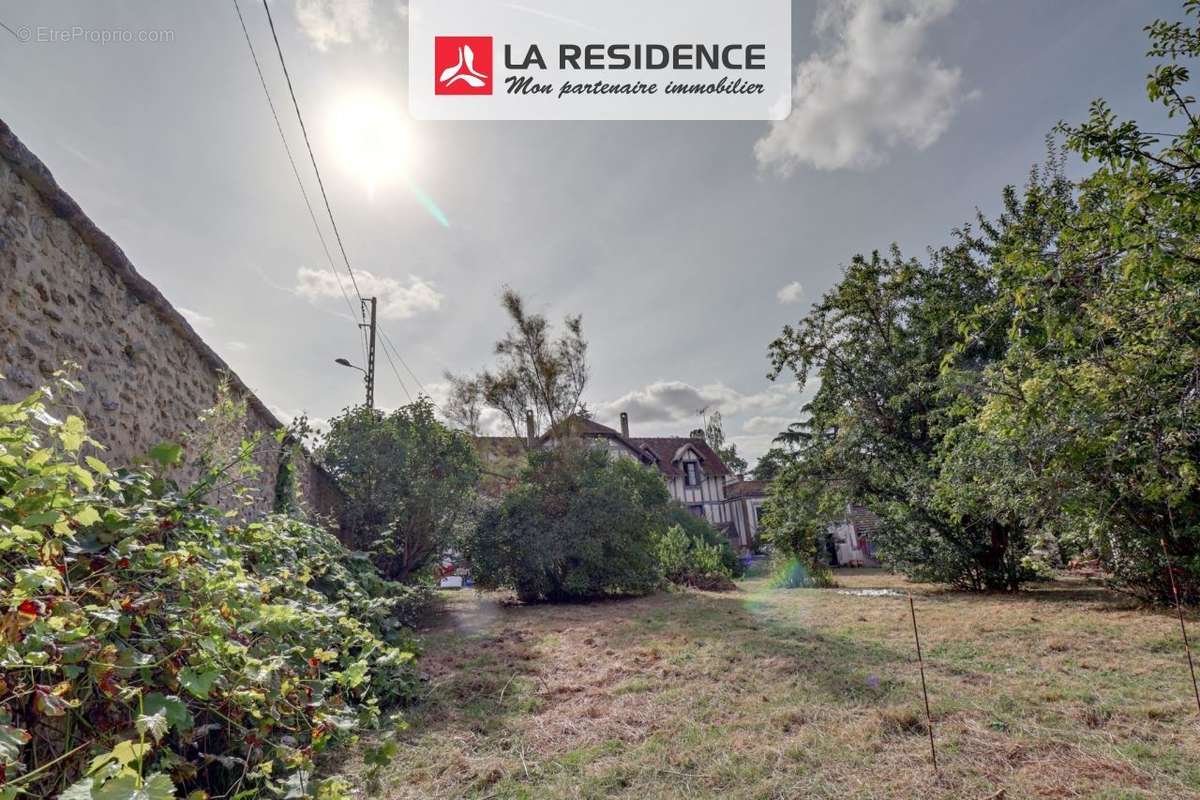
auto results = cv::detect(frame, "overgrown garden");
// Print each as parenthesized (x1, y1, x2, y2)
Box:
(0, 375, 424, 799)
(0, 290, 741, 796)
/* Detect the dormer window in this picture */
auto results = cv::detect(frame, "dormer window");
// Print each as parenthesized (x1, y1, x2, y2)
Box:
(684, 462, 701, 487)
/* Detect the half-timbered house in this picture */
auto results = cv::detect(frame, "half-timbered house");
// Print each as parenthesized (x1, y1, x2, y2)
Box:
(474, 412, 742, 542)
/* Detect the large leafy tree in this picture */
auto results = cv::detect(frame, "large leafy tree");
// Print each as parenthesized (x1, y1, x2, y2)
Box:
(954, 5, 1200, 602)
(765, 209, 1044, 589)
(752, 446, 795, 481)
(319, 398, 480, 581)
(764, 3, 1200, 599)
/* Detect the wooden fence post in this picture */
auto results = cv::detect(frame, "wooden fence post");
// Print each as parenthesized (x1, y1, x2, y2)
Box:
(1161, 538, 1200, 716)
(908, 594, 938, 772)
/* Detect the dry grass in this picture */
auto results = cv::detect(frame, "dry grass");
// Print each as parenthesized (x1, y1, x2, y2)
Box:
(339, 570, 1200, 799)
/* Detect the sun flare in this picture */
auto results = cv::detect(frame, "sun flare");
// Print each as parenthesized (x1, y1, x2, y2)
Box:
(328, 90, 412, 195)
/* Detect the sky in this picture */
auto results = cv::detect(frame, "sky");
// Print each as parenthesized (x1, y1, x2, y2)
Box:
(0, 0, 1185, 464)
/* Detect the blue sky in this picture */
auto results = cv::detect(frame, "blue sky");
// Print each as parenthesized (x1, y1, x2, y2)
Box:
(0, 0, 1183, 461)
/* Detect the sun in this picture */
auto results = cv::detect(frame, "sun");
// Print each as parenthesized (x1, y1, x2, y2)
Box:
(328, 90, 412, 196)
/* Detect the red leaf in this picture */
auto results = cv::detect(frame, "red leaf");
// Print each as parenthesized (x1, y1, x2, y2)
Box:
(98, 670, 120, 697)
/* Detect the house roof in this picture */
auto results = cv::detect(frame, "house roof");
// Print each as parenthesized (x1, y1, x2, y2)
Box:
(541, 416, 646, 459)
(472, 417, 732, 480)
(474, 436, 526, 458)
(629, 437, 730, 478)
(725, 480, 768, 500)
(471, 437, 526, 497)
(565, 417, 622, 437)
(848, 505, 882, 535)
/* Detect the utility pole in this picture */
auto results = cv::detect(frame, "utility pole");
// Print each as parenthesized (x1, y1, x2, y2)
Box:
(361, 297, 377, 409)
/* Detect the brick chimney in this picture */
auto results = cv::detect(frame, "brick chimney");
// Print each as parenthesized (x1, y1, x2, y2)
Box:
(620, 411, 629, 438)
(526, 409, 536, 447)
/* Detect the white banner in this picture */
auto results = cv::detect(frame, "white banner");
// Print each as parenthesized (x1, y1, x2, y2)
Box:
(408, 0, 792, 121)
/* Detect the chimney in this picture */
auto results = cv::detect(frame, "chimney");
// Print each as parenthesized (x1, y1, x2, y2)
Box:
(690, 428, 706, 441)
(619, 411, 629, 438)
(525, 409, 536, 447)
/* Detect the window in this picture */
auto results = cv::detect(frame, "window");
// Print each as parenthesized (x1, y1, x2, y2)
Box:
(688, 504, 704, 518)
(684, 461, 701, 487)
(754, 505, 765, 524)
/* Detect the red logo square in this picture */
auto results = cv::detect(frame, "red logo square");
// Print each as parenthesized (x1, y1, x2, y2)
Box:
(435, 36, 493, 96)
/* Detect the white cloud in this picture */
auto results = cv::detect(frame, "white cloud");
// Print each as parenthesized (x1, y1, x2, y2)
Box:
(294, 267, 443, 320)
(756, 0, 973, 173)
(733, 432, 787, 464)
(227, 340, 249, 352)
(269, 405, 330, 436)
(293, 0, 406, 52)
(179, 308, 214, 328)
(596, 381, 793, 427)
(743, 415, 794, 435)
(776, 281, 804, 304)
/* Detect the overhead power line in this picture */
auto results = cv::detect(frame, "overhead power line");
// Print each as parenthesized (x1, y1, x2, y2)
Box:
(381, 329, 426, 395)
(378, 330, 414, 404)
(230, 0, 366, 363)
(258, 0, 365, 306)
(236, 0, 437, 410)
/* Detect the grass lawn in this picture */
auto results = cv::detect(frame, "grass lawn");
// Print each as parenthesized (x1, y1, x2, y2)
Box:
(341, 569, 1200, 799)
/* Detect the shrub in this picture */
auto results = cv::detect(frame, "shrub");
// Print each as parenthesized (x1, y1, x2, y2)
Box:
(656, 525, 735, 591)
(664, 505, 743, 577)
(463, 446, 667, 601)
(656, 524, 692, 581)
(319, 398, 480, 582)
(0, 381, 419, 798)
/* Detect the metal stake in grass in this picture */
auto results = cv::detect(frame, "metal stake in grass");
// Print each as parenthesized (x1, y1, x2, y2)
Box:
(1161, 538, 1200, 716)
(908, 593, 938, 772)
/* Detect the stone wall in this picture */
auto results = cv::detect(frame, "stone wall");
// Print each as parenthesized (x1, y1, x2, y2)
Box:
(0, 117, 342, 519)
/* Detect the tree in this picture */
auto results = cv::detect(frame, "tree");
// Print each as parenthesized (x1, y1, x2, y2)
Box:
(704, 410, 748, 475)
(758, 459, 840, 586)
(953, 3, 1200, 602)
(448, 287, 589, 442)
(763, 1, 1200, 598)
(752, 446, 794, 482)
(441, 371, 484, 435)
(463, 445, 667, 601)
(773, 421, 809, 449)
(319, 398, 480, 581)
(765, 225, 1038, 590)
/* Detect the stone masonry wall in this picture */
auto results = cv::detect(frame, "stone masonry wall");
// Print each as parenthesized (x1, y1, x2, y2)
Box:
(0, 118, 342, 519)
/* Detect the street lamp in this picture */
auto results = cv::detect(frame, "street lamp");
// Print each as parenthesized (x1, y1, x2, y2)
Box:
(334, 358, 370, 407)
